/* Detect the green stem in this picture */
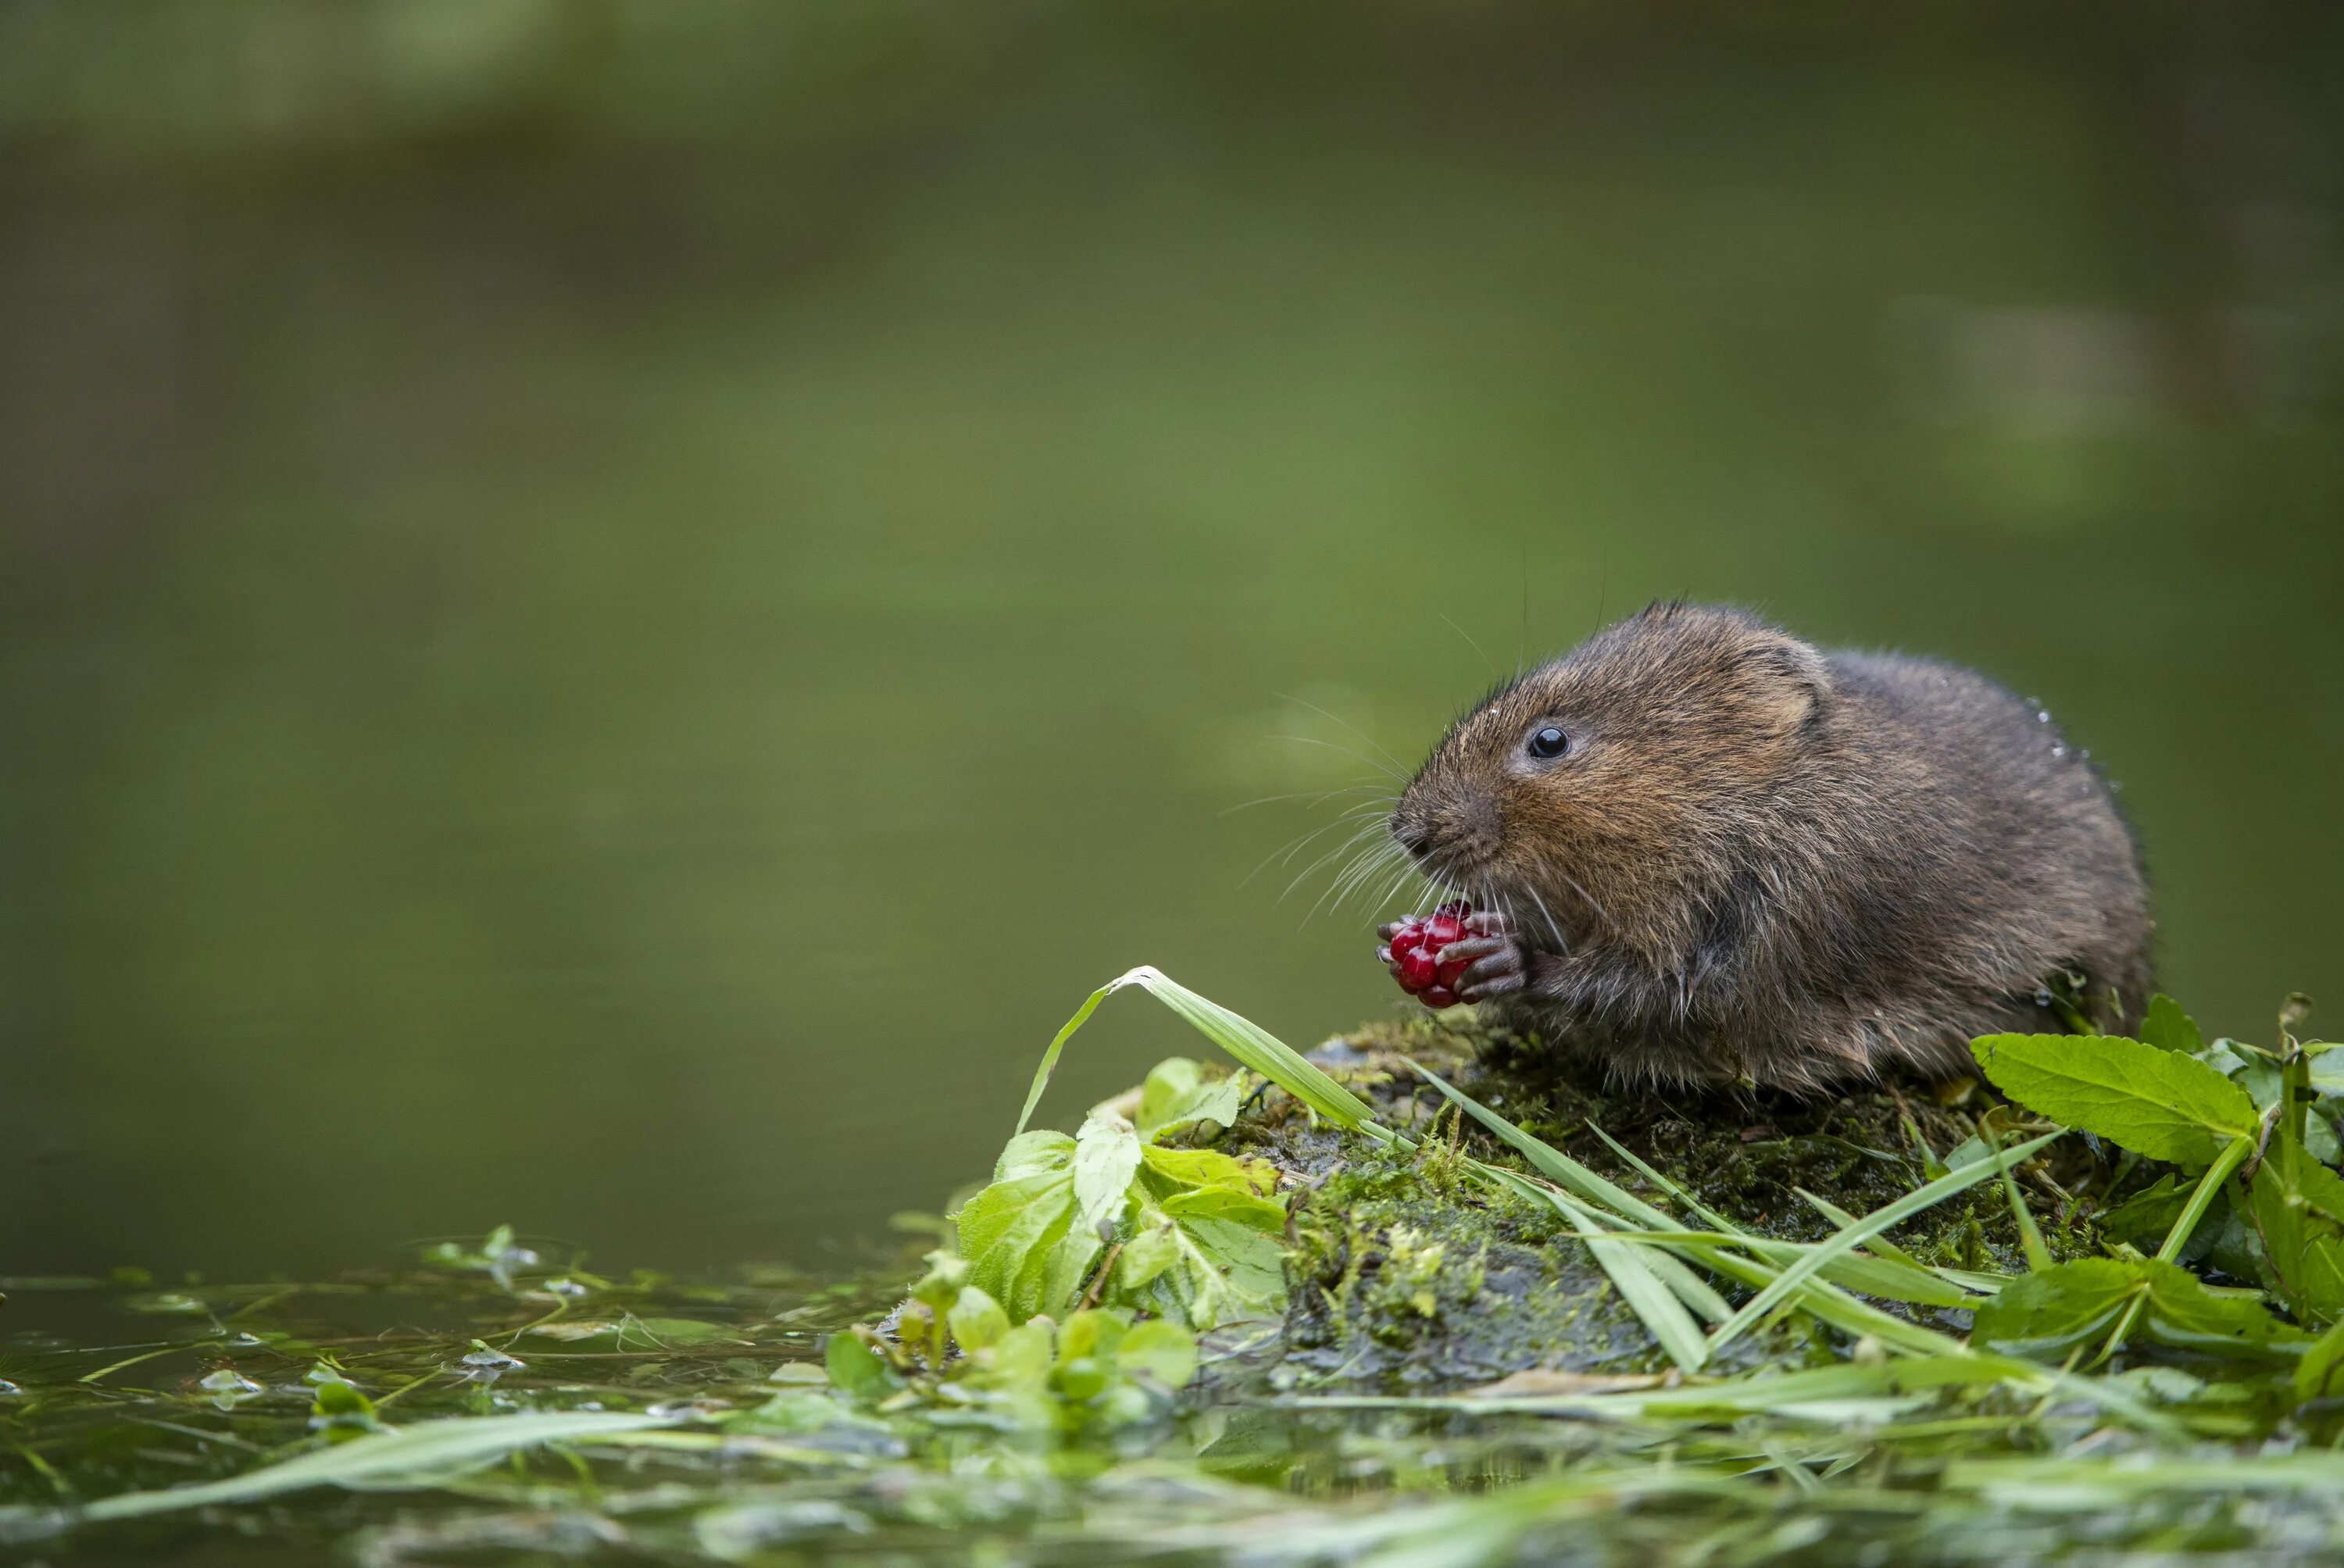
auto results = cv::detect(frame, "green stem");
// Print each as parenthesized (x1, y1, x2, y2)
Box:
(2156, 1134, 2256, 1264)
(1984, 1121, 2054, 1273)
(2097, 1132, 2260, 1366)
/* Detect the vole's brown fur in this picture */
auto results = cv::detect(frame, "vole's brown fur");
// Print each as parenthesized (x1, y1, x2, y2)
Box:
(1383, 604, 2153, 1091)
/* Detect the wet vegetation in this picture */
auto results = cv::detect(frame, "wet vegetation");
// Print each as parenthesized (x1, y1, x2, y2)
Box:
(9, 974, 2344, 1563)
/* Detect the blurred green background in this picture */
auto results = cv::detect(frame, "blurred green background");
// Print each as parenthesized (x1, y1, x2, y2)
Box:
(3, 1, 2339, 1280)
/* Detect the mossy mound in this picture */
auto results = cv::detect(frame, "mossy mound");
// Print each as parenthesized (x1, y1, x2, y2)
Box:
(1213, 1009, 2124, 1392)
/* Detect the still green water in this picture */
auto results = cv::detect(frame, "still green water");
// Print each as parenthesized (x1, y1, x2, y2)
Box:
(3, 3, 2340, 1284)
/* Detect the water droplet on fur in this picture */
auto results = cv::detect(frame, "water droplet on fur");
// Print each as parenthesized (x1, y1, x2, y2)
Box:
(2051, 743, 2067, 759)
(2036, 709, 2051, 723)
(2034, 987, 2056, 1007)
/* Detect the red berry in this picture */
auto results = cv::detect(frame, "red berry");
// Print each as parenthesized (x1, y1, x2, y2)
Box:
(1383, 902, 1474, 1002)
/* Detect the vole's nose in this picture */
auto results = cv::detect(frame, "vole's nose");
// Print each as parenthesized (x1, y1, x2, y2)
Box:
(1392, 812, 1435, 859)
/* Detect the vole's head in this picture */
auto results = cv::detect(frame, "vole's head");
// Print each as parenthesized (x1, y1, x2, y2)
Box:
(1390, 603, 1835, 953)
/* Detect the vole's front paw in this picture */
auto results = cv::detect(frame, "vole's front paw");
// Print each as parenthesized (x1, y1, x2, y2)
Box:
(1440, 911, 1526, 1002)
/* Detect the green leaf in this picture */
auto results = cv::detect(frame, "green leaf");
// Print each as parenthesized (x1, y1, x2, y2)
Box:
(2140, 994, 2205, 1055)
(2296, 1317, 2344, 1403)
(956, 1166, 1102, 1324)
(1970, 1034, 2258, 1166)
(1159, 1186, 1289, 1229)
(2098, 1174, 2196, 1253)
(962, 1321, 1054, 1394)
(523, 1317, 747, 1352)
(1137, 1058, 1249, 1142)
(1113, 1221, 1182, 1292)
(1971, 1258, 2303, 1360)
(1118, 1319, 1199, 1389)
(1136, 1143, 1281, 1202)
(993, 1130, 1076, 1182)
(2245, 1159, 2344, 1328)
(824, 1330, 899, 1397)
(946, 1286, 1010, 1352)
(1073, 1113, 1143, 1241)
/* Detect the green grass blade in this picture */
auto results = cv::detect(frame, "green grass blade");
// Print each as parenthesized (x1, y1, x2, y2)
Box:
(1019, 968, 1388, 1138)
(72, 1412, 675, 1524)
(1706, 1130, 2061, 1356)
(1487, 1168, 1711, 1370)
(1408, 1061, 1669, 1229)
(1585, 1123, 1752, 1238)
(1015, 980, 1119, 1135)
(1411, 1063, 1731, 1324)
(1116, 967, 1387, 1132)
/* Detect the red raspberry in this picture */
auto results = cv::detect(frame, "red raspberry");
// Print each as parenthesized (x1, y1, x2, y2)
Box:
(1386, 902, 1473, 1007)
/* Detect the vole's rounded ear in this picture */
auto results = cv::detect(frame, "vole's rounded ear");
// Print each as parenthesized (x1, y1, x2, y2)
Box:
(1741, 638, 1833, 737)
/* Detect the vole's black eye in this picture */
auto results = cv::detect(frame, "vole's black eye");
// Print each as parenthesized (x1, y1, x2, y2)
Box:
(1526, 726, 1570, 760)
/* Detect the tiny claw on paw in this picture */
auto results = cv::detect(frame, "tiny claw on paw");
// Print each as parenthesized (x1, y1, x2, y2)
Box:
(1451, 933, 1528, 1002)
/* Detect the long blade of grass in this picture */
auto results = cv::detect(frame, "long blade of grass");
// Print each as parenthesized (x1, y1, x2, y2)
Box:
(1409, 1062, 1668, 1228)
(1410, 1063, 1731, 1321)
(1485, 1168, 1711, 1370)
(1584, 1123, 1751, 1237)
(1980, 1123, 2055, 1273)
(1705, 1130, 2061, 1356)
(68, 1412, 675, 1524)
(1022, 968, 1388, 1138)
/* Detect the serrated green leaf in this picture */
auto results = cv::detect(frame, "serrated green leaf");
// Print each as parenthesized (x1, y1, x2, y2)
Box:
(2245, 1159, 2344, 1328)
(2140, 994, 2205, 1055)
(956, 1166, 1102, 1324)
(1971, 1034, 2258, 1165)
(1159, 1186, 1288, 1229)
(1137, 1058, 1248, 1142)
(1971, 1258, 2303, 1359)
(993, 1130, 1075, 1182)
(1073, 1113, 1143, 1241)
(1114, 1220, 1181, 1291)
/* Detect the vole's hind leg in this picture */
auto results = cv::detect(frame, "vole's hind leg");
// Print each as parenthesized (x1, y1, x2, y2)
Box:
(1444, 911, 1528, 1002)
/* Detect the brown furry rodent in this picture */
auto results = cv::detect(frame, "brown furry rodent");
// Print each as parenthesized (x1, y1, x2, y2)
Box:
(1378, 603, 2154, 1091)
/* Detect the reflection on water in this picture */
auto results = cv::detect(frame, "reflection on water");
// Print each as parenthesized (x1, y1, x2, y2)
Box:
(2, 2, 2340, 1280)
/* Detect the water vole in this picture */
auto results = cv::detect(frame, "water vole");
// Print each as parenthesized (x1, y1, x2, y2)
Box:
(1378, 604, 2154, 1090)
